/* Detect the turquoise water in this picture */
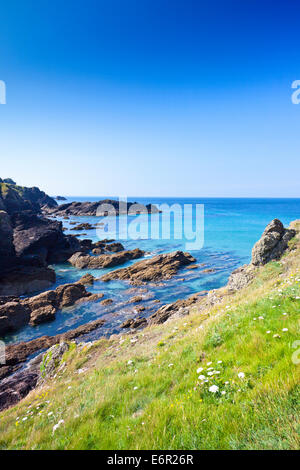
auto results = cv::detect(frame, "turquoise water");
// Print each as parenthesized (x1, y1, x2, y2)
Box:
(5, 197, 300, 344)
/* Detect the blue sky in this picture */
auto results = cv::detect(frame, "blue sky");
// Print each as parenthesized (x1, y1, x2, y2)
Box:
(0, 0, 300, 197)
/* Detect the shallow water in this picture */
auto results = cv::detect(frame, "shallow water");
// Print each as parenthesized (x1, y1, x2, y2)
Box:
(5, 197, 300, 344)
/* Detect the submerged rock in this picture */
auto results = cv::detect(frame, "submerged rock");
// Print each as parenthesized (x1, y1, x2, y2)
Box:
(101, 251, 196, 285)
(70, 223, 95, 231)
(100, 298, 113, 306)
(68, 248, 144, 269)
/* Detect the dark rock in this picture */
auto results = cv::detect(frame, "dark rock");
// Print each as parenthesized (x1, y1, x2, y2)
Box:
(29, 305, 57, 326)
(0, 302, 30, 336)
(0, 210, 17, 274)
(43, 199, 161, 217)
(0, 181, 57, 214)
(12, 213, 81, 264)
(70, 223, 94, 231)
(0, 369, 39, 412)
(2, 178, 16, 185)
(55, 196, 67, 201)
(0, 266, 56, 297)
(101, 251, 196, 285)
(105, 242, 124, 252)
(92, 248, 103, 255)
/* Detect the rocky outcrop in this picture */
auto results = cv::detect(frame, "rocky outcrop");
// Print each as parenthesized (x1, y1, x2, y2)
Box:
(120, 317, 147, 329)
(55, 196, 67, 201)
(13, 213, 81, 264)
(0, 210, 17, 273)
(0, 180, 82, 296)
(228, 219, 296, 291)
(76, 273, 96, 285)
(251, 219, 296, 266)
(68, 248, 144, 269)
(101, 251, 196, 285)
(39, 342, 69, 382)
(43, 199, 161, 217)
(0, 180, 57, 214)
(0, 283, 104, 336)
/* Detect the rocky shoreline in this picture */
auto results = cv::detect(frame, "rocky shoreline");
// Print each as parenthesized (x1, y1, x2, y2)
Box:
(0, 178, 298, 412)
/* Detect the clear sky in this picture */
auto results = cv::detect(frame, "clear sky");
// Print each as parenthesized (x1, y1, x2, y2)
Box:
(0, 0, 300, 197)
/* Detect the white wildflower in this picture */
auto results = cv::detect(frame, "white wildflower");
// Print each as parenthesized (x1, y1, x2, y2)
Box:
(209, 385, 219, 393)
(52, 419, 64, 433)
(238, 372, 245, 379)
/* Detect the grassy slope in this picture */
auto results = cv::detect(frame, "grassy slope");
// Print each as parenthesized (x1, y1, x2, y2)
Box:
(0, 228, 299, 450)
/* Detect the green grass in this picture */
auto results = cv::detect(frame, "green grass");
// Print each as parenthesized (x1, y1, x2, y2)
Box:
(0, 239, 299, 449)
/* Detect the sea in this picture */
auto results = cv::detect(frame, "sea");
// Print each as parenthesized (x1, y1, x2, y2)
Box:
(5, 197, 300, 345)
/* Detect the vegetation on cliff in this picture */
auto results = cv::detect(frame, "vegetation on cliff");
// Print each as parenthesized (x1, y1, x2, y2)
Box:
(0, 223, 299, 450)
